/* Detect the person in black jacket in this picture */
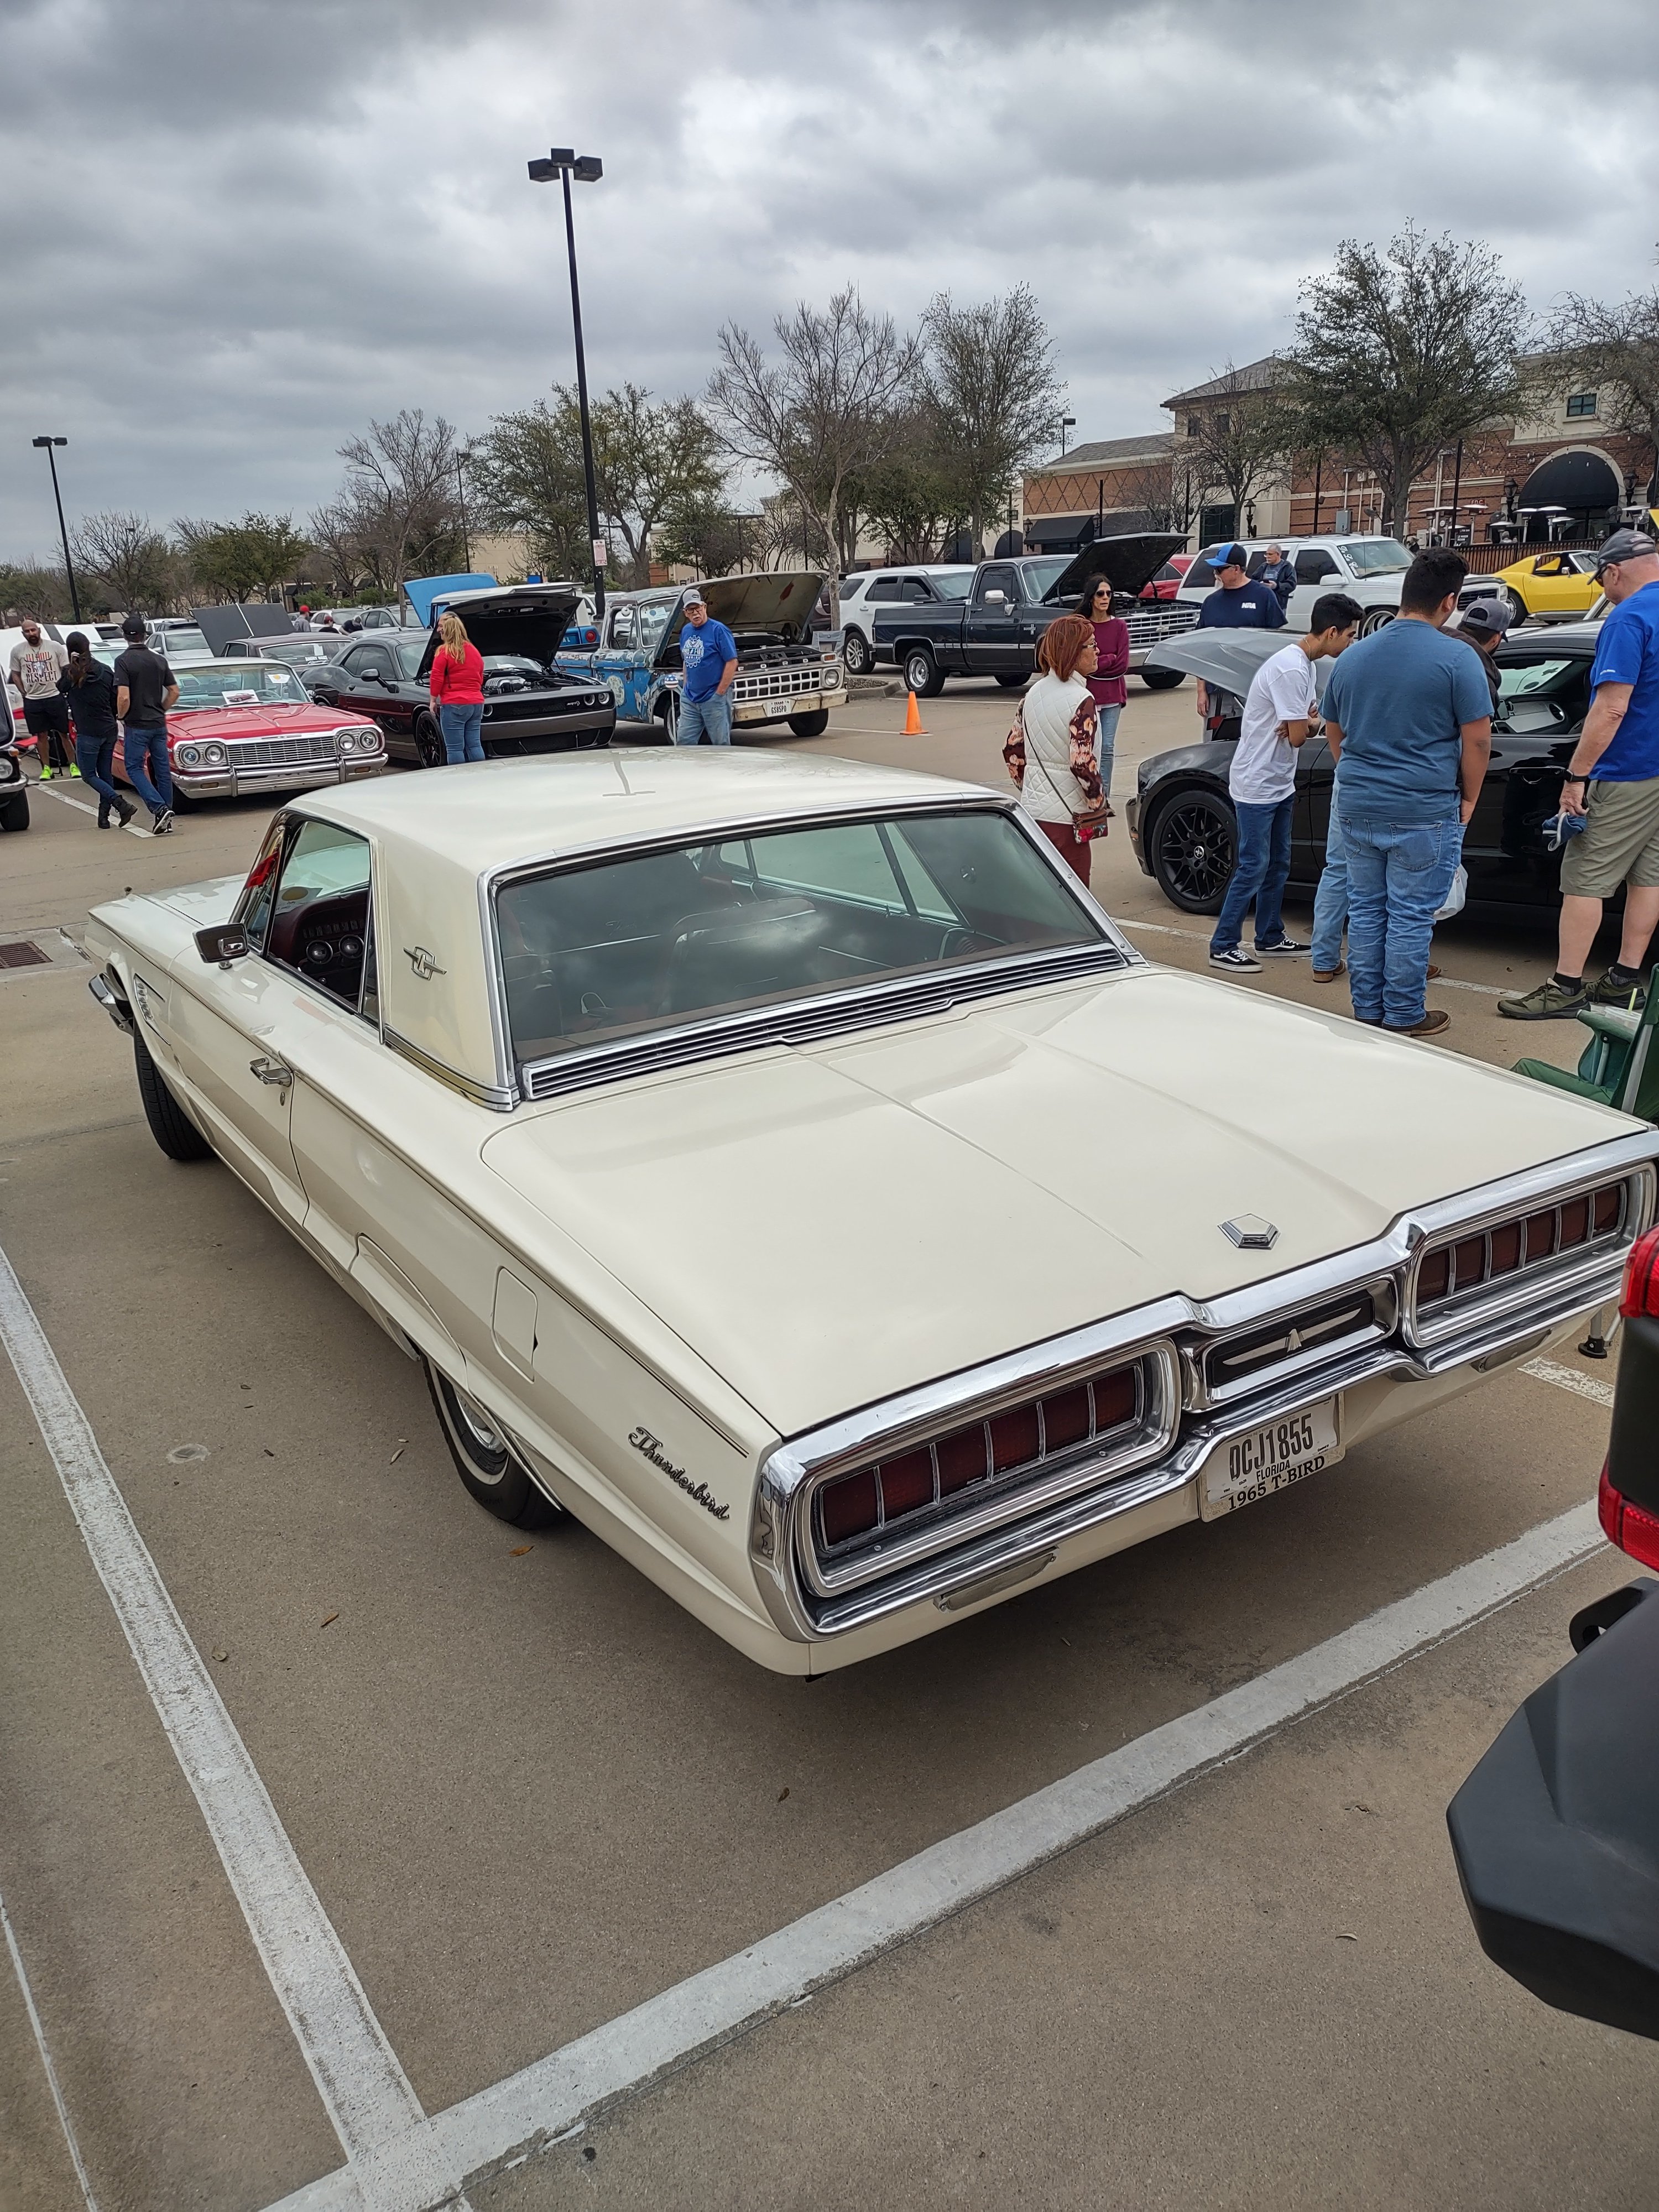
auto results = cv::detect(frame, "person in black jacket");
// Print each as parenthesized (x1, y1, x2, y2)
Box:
(59, 634, 135, 828)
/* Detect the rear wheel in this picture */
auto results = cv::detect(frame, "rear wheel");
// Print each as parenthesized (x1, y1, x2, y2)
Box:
(1140, 667, 1186, 691)
(904, 645, 944, 698)
(841, 628, 872, 677)
(655, 690, 680, 744)
(1507, 588, 1530, 627)
(414, 711, 445, 769)
(424, 1361, 565, 1528)
(786, 708, 830, 737)
(134, 1028, 213, 1161)
(1147, 786, 1237, 914)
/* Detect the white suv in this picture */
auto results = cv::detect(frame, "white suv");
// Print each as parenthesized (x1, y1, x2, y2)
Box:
(1175, 536, 1413, 635)
(837, 565, 977, 677)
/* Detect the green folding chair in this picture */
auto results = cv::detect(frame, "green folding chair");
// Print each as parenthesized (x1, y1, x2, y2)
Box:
(1514, 983, 1659, 1124)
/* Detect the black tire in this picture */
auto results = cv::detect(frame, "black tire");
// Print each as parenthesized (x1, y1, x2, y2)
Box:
(133, 1027, 213, 1161)
(414, 711, 445, 769)
(655, 690, 680, 744)
(1147, 786, 1237, 915)
(842, 628, 872, 677)
(425, 1360, 565, 1528)
(0, 790, 28, 831)
(904, 645, 944, 698)
(1507, 588, 1530, 628)
(1360, 607, 1396, 637)
(995, 672, 1026, 690)
(1140, 667, 1186, 692)
(786, 708, 831, 737)
(169, 782, 195, 812)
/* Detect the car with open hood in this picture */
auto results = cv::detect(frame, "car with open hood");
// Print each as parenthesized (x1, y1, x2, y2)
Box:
(867, 535, 1199, 697)
(1127, 623, 1619, 919)
(94, 651, 387, 806)
(83, 749, 1658, 1673)
(558, 571, 846, 739)
(307, 582, 615, 768)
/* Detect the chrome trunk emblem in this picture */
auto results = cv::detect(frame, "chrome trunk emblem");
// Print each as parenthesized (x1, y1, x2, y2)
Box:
(1221, 1214, 1279, 1250)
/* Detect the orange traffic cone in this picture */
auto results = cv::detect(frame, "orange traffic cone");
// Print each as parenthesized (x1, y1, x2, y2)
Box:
(902, 689, 925, 736)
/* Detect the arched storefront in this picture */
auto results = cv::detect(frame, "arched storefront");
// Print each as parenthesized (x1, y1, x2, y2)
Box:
(1514, 448, 1622, 541)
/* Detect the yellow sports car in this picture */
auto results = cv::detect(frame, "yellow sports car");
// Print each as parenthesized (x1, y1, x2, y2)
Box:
(1475, 550, 1604, 624)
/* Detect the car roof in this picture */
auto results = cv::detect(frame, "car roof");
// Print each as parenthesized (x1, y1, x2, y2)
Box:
(1497, 623, 1601, 653)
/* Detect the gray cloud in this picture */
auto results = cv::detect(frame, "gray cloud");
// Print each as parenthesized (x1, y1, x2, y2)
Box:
(4, 0, 1658, 558)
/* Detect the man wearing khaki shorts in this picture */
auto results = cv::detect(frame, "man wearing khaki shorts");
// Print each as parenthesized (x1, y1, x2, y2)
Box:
(1501, 528, 1659, 1019)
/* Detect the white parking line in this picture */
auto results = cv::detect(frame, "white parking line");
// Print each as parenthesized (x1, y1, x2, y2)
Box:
(29, 780, 153, 836)
(268, 1500, 1607, 2212)
(1523, 1357, 1618, 1409)
(0, 1245, 471, 2212)
(1, 1887, 102, 2210)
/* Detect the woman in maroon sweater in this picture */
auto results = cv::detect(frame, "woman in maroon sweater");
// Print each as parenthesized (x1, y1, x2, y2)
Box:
(430, 611, 486, 763)
(1078, 575, 1130, 796)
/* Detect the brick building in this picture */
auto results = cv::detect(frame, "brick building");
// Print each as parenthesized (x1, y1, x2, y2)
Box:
(1022, 354, 1655, 560)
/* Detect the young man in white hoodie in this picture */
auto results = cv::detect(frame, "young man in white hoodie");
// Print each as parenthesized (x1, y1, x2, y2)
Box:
(1209, 591, 1363, 973)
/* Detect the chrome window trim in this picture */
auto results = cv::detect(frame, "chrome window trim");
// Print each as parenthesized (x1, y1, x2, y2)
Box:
(484, 797, 1141, 1102)
(382, 1026, 518, 1112)
(749, 1129, 1659, 1642)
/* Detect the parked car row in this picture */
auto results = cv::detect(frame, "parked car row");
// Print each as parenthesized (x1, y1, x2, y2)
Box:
(1175, 535, 1416, 635)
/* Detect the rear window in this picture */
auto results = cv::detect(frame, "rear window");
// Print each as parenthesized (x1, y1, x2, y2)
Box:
(495, 809, 1101, 1067)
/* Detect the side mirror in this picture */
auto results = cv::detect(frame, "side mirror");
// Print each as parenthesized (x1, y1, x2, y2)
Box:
(983, 589, 1008, 607)
(196, 924, 249, 967)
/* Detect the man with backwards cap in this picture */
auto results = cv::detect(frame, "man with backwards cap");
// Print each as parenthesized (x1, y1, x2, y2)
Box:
(1501, 527, 1659, 1019)
(674, 588, 738, 747)
(1456, 591, 1512, 716)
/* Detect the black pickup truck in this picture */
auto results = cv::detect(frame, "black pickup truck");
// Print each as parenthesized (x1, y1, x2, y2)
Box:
(868, 533, 1198, 696)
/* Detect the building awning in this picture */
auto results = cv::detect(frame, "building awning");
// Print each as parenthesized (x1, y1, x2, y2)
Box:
(1516, 451, 1620, 516)
(1021, 514, 1093, 552)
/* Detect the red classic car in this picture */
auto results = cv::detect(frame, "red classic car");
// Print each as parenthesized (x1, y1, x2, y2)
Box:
(1140, 554, 1196, 603)
(100, 655, 387, 805)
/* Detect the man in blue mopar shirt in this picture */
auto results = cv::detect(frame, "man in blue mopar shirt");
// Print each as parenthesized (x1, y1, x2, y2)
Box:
(675, 589, 738, 745)
(1197, 544, 1287, 631)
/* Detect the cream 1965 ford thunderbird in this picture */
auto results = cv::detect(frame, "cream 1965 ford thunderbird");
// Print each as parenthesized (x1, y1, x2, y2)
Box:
(86, 751, 1659, 1673)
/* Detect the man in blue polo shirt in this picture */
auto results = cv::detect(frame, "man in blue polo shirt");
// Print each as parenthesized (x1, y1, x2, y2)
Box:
(675, 589, 738, 745)
(1501, 526, 1659, 1019)
(1321, 547, 1491, 1037)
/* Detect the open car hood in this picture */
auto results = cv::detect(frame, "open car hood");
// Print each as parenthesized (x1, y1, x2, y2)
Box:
(193, 603, 297, 653)
(656, 572, 824, 660)
(1144, 629, 1329, 699)
(1042, 533, 1187, 606)
(415, 584, 581, 678)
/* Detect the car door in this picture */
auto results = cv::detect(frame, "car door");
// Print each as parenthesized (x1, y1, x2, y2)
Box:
(966, 565, 1022, 673)
(1289, 547, 1341, 632)
(594, 603, 639, 717)
(307, 643, 363, 709)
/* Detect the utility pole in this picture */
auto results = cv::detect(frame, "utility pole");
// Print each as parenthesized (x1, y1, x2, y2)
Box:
(527, 149, 606, 617)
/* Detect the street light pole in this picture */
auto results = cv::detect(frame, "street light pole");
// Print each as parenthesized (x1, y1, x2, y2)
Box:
(32, 435, 80, 621)
(1058, 415, 1075, 457)
(527, 148, 606, 619)
(456, 448, 474, 572)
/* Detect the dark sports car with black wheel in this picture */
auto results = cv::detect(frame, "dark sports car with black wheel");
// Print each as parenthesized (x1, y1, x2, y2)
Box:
(306, 582, 614, 769)
(1126, 622, 1609, 918)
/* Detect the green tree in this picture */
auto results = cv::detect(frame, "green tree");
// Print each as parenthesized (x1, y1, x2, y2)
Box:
(1286, 226, 1528, 539)
(468, 400, 593, 580)
(0, 560, 72, 621)
(921, 285, 1065, 556)
(176, 512, 313, 602)
(852, 417, 970, 564)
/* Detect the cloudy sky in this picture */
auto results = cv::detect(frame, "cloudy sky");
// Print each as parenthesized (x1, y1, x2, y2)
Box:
(4, 0, 1658, 562)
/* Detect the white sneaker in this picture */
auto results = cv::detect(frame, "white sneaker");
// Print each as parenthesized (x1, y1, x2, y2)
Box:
(1209, 946, 1262, 973)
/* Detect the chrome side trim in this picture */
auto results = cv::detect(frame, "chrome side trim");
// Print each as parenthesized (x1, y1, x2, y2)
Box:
(382, 1026, 518, 1112)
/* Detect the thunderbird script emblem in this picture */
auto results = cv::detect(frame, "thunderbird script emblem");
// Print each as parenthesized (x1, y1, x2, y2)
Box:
(629, 1425, 730, 1521)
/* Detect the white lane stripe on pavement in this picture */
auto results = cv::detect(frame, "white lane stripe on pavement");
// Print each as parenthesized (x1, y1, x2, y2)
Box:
(0, 1244, 471, 2212)
(1523, 1357, 1618, 1409)
(267, 1499, 1607, 2212)
(29, 780, 153, 836)
(1, 1887, 102, 2211)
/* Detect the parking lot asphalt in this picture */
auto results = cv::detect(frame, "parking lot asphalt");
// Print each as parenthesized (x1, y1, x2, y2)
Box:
(2, 687, 1651, 2211)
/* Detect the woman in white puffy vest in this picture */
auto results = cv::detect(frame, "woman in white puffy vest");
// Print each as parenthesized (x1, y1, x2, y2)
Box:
(1001, 613, 1109, 886)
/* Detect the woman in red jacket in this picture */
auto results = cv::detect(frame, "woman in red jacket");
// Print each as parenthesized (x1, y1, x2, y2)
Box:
(429, 611, 486, 763)
(1078, 574, 1130, 797)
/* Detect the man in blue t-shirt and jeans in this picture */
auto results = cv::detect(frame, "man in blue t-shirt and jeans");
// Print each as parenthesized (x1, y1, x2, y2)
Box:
(675, 589, 738, 745)
(1320, 548, 1492, 1037)
(1501, 528, 1659, 1019)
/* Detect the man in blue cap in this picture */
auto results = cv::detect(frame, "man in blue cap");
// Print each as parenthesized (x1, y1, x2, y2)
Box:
(1197, 544, 1287, 632)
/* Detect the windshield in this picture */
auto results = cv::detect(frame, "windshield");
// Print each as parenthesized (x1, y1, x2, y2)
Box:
(172, 664, 308, 706)
(637, 601, 675, 656)
(1494, 653, 1591, 736)
(1338, 540, 1411, 576)
(393, 640, 426, 679)
(496, 808, 1102, 1066)
(1020, 558, 1072, 598)
(150, 627, 210, 656)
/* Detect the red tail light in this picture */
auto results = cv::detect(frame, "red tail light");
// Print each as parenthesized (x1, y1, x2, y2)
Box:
(1621, 1225, 1659, 1319)
(1599, 1462, 1659, 1569)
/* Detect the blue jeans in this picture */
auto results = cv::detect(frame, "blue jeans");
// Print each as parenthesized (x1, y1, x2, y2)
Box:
(677, 691, 732, 745)
(123, 725, 172, 815)
(439, 702, 484, 763)
(76, 732, 121, 816)
(1095, 703, 1121, 796)
(1211, 795, 1293, 954)
(1311, 805, 1349, 970)
(1338, 812, 1462, 1029)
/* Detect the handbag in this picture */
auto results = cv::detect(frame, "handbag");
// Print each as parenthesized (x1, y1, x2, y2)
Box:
(1433, 865, 1467, 923)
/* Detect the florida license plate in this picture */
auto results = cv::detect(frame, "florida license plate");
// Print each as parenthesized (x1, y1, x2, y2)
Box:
(1199, 1399, 1342, 1520)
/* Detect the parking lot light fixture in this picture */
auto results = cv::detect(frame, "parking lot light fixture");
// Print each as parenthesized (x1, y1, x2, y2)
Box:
(31, 434, 80, 622)
(527, 147, 606, 618)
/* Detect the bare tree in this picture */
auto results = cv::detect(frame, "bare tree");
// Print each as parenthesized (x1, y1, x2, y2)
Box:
(708, 288, 920, 604)
(921, 285, 1065, 556)
(1108, 458, 1200, 538)
(1546, 285, 1659, 494)
(69, 511, 179, 613)
(1181, 365, 1297, 540)
(311, 409, 465, 599)
(1286, 227, 1529, 539)
(0, 560, 73, 622)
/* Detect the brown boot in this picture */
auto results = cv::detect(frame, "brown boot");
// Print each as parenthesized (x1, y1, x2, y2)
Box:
(1385, 1009, 1450, 1038)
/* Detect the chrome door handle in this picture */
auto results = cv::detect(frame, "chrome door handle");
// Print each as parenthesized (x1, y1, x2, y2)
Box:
(249, 1056, 293, 1088)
